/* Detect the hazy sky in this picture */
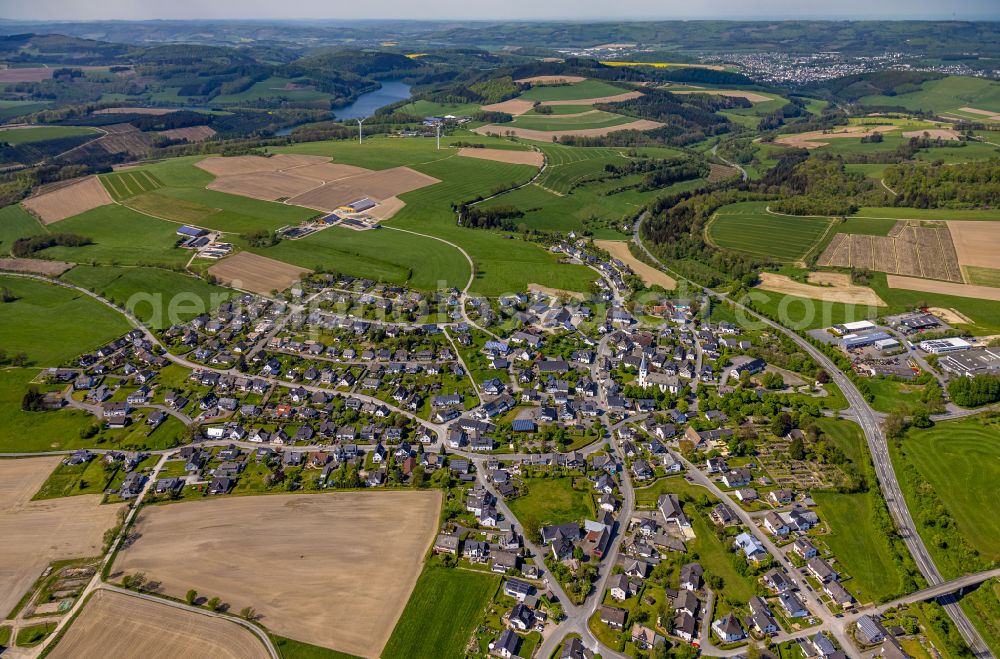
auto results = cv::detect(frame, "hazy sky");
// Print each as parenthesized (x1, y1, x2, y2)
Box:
(3, 0, 998, 21)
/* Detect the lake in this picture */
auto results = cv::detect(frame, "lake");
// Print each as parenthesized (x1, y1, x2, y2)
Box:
(334, 80, 412, 120)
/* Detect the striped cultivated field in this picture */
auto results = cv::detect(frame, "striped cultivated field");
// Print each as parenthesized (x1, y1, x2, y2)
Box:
(708, 201, 835, 262)
(100, 169, 163, 201)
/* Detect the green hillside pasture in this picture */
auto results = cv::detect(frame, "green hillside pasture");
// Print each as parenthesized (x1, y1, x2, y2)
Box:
(0, 204, 44, 253)
(836, 216, 897, 236)
(0, 275, 130, 365)
(963, 266, 1000, 288)
(0, 100, 49, 121)
(382, 567, 499, 659)
(35, 205, 189, 267)
(0, 125, 98, 145)
(257, 225, 469, 290)
(895, 416, 1000, 566)
(708, 202, 835, 262)
(509, 111, 634, 132)
(99, 170, 163, 201)
(534, 143, 684, 194)
(519, 79, 628, 102)
(398, 156, 597, 296)
(61, 265, 233, 328)
(854, 207, 1000, 221)
(211, 77, 334, 104)
(399, 100, 482, 117)
(811, 420, 907, 603)
(859, 75, 1000, 114)
(0, 369, 101, 452)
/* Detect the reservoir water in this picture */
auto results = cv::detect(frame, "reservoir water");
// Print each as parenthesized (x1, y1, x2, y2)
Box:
(274, 80, 412, 136)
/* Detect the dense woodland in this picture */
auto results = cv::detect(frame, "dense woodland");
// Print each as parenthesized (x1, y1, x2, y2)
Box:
(883, 160, 1000, 209)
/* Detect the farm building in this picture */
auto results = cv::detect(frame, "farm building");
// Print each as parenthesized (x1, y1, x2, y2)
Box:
(339, 198, 377, 213)
(176, 225, 208, 238)
(919, 337, 972, 354)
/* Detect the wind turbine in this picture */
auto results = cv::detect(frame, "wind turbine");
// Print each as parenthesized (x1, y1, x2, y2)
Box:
(357, 117, 367, 144)
(436, 122, 441, 150)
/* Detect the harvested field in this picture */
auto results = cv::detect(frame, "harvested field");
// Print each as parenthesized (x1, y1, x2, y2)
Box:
(158, 125, 216, 142)
(60, 124, 152, 163)
(817, 221, 963, 282)
(457, 147, 543, 167)
(21, 176, 113, 224)
(0, 257, 74, 276)
(49, 589, 269, 659)
(529, 283, 585, 300)
(194, 154, 329, 177)
(949, 221, 1000, 270)
(540, 91, 644, 106)
(208, 251, 310, 295)
(480, 99, 536, 116)
(283, 162, 371, 182)
(595, 240, 676, 289)
(774, 124, 897, 149)
(366, 196, 406, 221)
(672, 89, 773, 103)
(113, 491, 441, 657)
(0, 457, 124, 617)
(472, 119, 661, 141)
(515, 75, 587, 84)
(901, 128, 960, 140)
(887, 275, 1000, 302)
(94, 107, 176, 116)
(285, 167, 440, 212)
(207, 171, 322, 201)
(757, 272, 886, 306)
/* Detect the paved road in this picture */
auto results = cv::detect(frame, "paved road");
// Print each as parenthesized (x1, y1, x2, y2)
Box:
(632, 217, 993, 658)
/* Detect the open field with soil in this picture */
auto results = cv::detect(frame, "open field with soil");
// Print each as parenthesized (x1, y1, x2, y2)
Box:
(949, 221, 1000, 271)
(540, 91, 644, 106)
(286, 166, 440, 212)
(194, 154, 330, 177)
(0, 257, 74, 276)
(886, 275, 1000, 302)
(21, 176, 113, 225)
(49, 590, 270, 659)
(0, 457, 124, 618)
(207, 251, 310, 295)
(457, 147, 543, 167)
(515, 75, 587, 84)
(472, 119, 661, 141)
(757, 272, 886, 306)
(708, 202, 835, 263)
(479, 99, 536, 116)
(818, 221, 963, 282)
(595, 240, 676, 289)
(773, 124, 897, 149)
(113, 491, 441, 657)
(901, 128, 960, 140)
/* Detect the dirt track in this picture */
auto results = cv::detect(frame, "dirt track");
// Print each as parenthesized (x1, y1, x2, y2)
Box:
(0, 457, 124, 617)
(113, 491, 441, 658)
(887, 275, 1000, 302)
(49, 590, 269, 659)
(595, 240, 677, 289)
(457, 147, 543, 167)
(21, 176, 113, 225)
(472, 119, 662, 141)
(208, 252, 310, 295)
(757, 272, 886, 306)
